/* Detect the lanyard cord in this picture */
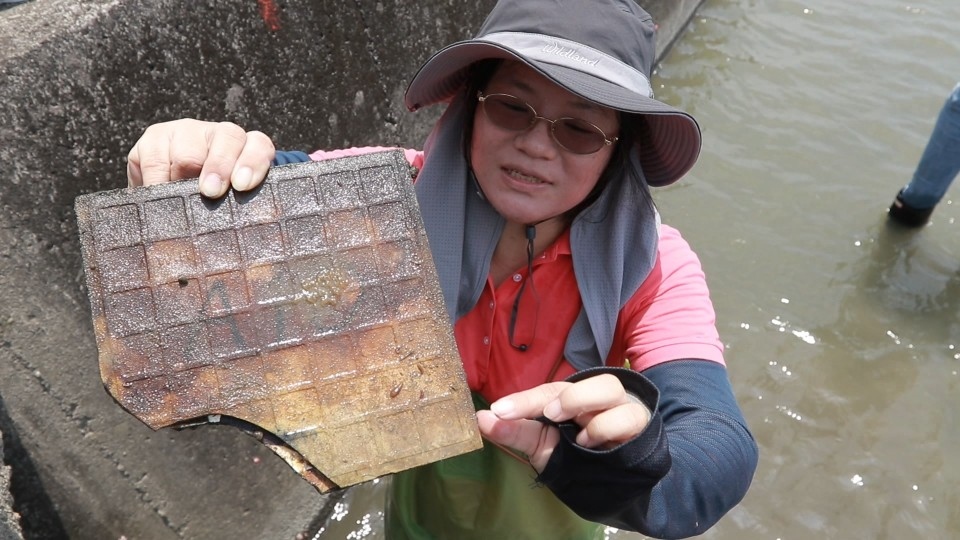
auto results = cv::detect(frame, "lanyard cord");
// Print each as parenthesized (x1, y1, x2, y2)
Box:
(469, 172, 543, 352)
(507, 224, 540, 352)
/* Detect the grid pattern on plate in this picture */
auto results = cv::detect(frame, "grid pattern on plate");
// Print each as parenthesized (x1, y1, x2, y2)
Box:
(76, 153, 481, 487)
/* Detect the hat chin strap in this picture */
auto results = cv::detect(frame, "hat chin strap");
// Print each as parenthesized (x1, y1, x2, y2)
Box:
(507, 223, 538, 352)
(469, 170, 545, 353)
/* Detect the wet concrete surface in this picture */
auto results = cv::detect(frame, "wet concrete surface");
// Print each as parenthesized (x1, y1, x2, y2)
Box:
(0, 0, 702, 537)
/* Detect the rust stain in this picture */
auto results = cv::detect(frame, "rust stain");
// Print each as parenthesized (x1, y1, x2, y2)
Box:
(257, 0, 281, 31)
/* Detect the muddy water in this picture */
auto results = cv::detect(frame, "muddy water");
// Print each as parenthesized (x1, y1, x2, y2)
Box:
(319, 0, 960, 538)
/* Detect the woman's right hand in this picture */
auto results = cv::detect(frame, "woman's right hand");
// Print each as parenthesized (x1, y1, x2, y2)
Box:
(126, 119, 276, 197)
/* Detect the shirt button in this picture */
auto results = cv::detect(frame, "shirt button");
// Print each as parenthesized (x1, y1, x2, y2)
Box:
(512, 274, 522, 282)
(482, 336, 490, 345)
(488, 301, 494, 309)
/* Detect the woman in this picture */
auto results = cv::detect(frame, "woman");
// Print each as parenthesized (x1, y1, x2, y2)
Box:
(126, 1, 758, 538)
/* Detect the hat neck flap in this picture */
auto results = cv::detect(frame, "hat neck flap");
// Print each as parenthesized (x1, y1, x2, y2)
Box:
(415, 94, 659, 372)
(567, 150, 659, 370)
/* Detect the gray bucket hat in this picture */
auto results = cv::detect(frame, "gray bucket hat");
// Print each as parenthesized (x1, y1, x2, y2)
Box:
(404, 0, 702, 187)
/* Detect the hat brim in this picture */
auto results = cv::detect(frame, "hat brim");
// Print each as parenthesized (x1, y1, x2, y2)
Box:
(404, 40, 701, 187)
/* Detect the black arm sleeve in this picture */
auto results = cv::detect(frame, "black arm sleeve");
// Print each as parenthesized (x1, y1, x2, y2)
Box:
(535, 360, 758, 539)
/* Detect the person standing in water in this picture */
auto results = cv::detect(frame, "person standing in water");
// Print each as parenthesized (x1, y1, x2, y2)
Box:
(888, 82, 960, 227)
(124, 1, 758, 538)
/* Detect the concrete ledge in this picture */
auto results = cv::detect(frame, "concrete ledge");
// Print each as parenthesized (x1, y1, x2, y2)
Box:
(646, 0, 705, 61)
(0, 0, 701, 537)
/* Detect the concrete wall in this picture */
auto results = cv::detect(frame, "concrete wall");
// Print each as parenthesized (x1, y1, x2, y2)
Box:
(0, 0, 702, 538)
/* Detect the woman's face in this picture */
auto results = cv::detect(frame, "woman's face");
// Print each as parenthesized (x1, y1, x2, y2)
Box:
(470, 61, 619, 227)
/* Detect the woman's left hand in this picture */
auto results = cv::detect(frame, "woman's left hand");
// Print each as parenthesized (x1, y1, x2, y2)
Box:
(475, 373, 652, 472)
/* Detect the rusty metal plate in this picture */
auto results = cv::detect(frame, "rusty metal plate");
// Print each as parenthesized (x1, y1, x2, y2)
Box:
(75, 150, 481, 491)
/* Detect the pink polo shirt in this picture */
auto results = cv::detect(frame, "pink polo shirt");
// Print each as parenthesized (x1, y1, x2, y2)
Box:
(454, 225, 725, 404)
(308, 147, 725, 404)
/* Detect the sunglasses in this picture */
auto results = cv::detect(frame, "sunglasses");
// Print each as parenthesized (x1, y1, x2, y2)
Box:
(477, 91, 618, 155)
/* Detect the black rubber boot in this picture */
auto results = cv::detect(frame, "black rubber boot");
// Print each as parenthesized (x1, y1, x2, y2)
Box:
(888, 190, 934, 227)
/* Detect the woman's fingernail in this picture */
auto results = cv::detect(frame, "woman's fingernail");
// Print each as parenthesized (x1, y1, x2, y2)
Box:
(490, 399, 514, 418)
(543, 400, 562, 420)
(233, 167, 253, 191)
(200, 173, 223, 197)
(575, 432, 591, 447)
